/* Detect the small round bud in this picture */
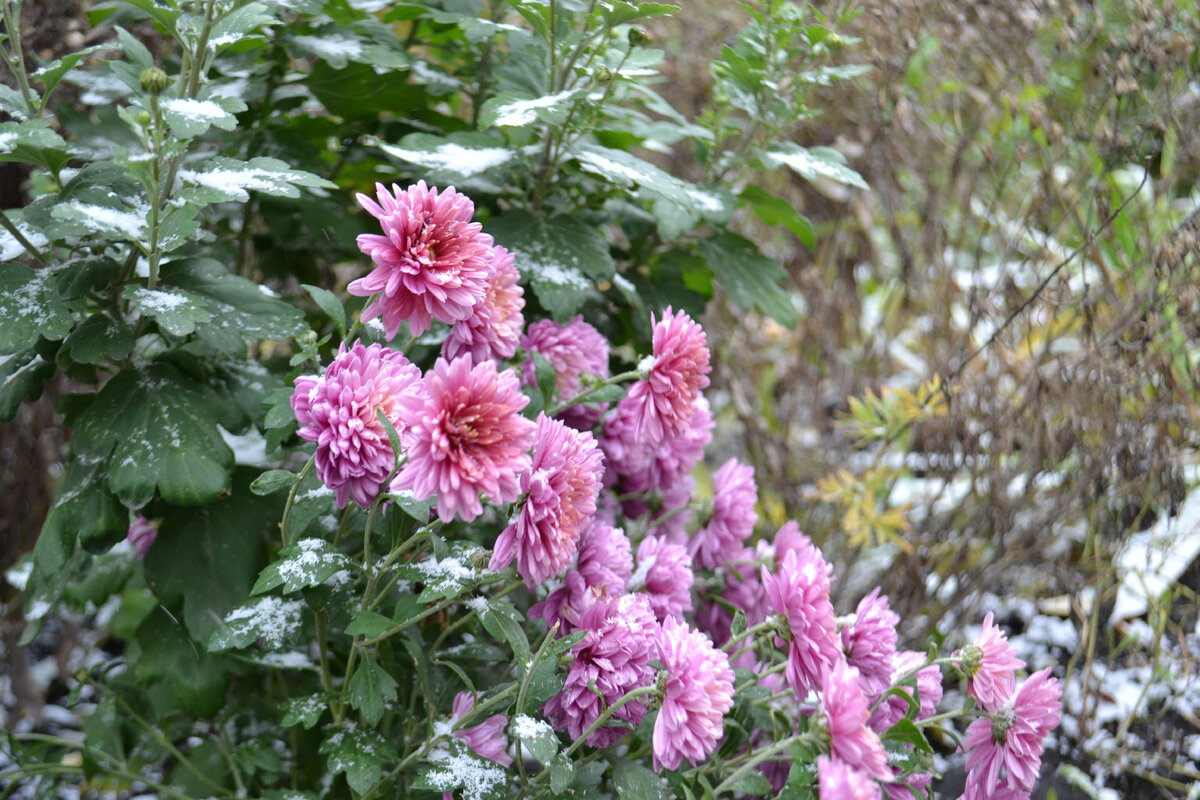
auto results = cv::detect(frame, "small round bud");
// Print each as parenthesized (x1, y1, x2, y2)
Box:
(627, 27, 650, 47)
(298, 329, 318, 348)
(135, 110, 152, 127)
(594, 65, 613, 83)
(139, 66, 169, 95)
(957, 643, 984, 678)
(825, 32, 847, 50)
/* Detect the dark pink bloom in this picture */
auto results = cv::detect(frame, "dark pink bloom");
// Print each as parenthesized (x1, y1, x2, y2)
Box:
(762, 545, 841, 697)
(351, 181, 494, 339)
(490, 414, 604, 587)
(820, 659, 892, 782)
(689, 457, 757, 570)
(606, 396, 713, 503)
(653, 616, 734, 772)
(449, 691, 513, 768)
(521, 316, 610, 428)
(545, 593, 659, 747)
(618, 307, 710, 446)
(962, 668, 1062, 799)
(957, 612, 1025, 710)
(126, 516, 158, 560)
(292, 342, 423, 509)
(818, 755, 882, 800)
(528, 570, 593, 635)
(443, 245, 524, 364)
(575, 517, 633, 594)
(391, 356, 534, 523)
(630, 535, 694, 622)
(841, 589, 900, 700)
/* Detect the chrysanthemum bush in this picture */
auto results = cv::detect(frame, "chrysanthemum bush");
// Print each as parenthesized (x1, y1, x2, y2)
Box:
(0, 0, 1067, 798)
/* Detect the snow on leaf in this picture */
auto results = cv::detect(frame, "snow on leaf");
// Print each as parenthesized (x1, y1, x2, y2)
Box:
(208, 595, 304, 651)
(761, 142, 869, 190)
(319, 722, 397, 796)
(252, 537, 353, 595)
(481, 90, 579, 129)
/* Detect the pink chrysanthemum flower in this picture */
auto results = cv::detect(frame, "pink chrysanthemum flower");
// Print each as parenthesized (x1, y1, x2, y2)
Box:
(607, 396, 713, 502)
(391, 356, 534, 523)
(351, 181, 494, 339)
(957, 612, 1026, 710)
(690, 457, 758, 570)
(490, 414, 604, 587)
(449, 691, 513, 768)
(630, 535, 694, 622)
(618, 307, 710, 446)
(653, 616, 735, 772)
(773, 519, 811, 563)
(522, 315, 610, 429)
(292, 342, 424, 509)
(528, 570, 592, 635)
(696, 543, 767, 646)
(442, 245, 524, 364)
(841, 589, 900, 700)
(545, 593, 659, 747)
(820, 659, 893, 782)
(576, 517, 633, 594)
(762, 545, 841, 697)
(869, 650, 944, 734)
(126, 516, 158, 560)
(818, 755, 882, 800)
(962, 668, 1062, 799)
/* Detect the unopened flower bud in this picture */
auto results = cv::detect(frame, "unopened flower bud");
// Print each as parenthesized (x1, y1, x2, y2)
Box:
(628, 27, 650, 47)
(139, 66, 169, 95)
(594, 65, 613, 83)
(958, 643, 984, 678)
(825, 32, 847, 50)
(298, 328, 318, 349)
(135, 110, 151, 127)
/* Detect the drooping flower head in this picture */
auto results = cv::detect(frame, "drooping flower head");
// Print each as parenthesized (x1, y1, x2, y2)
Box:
(818, 659, 893, 782)
(841, 588, 900, 701)
(689, 457, 758, 571)
(351, 181, 494, 339)
(617, 307, 710, 446)
(762, 544, 841, 697)
(653, 616, 735, 772)
(391, 355, 534, 523)
(521, 315, 610, 429)
(292, 342, 423, 509)
(545, 593, 659, 747)
(490, 413, 604, 587)
(443, 245, 524, 364)
(956, 612, 1025, 710)
(630, 535, 694, 623)
(818, 755, 882, 800)
(126, 516, 158, 560)
(962, 668, 1062, 799)
(448, 691, 513, 768)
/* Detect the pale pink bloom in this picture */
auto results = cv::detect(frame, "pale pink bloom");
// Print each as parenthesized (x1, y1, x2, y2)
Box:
(762, 545, 841, 697)
(442, 245, 524, 364)
(818, 755, 882, 800)
(449, 691, 513, 768)
(957, 612, 1025, 710)
(126, 516, 157, 560)
(841, 589, 900, 700)
(528, 570, 592, 635)
(820, 659, 893, 782)
(962, 668, 1062, 799)
(292, 342, 423, 509)
(773, 519, 811, 562)
(545, 593, 658, 747)
(689, 457, 758, 570)
(869, 650, 944, 734)
(490, 414, 604, 587)
(521, 316, 610, 428)
(619, 307, 710, 446)
(606, 396, 713, 505)
(630, 535, 694, 622)
(351, 181, 494, 339)
(575, 518, 633, 594)
(391, 356, 534, 523)
(653, 616, 734, 772)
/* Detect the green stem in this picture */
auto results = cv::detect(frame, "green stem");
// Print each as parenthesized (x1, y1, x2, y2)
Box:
(279, 455, 316, 546)
(0, 211, 46, 265)
(721, 615, 783, 654)
(710, 733, 816, 795)
(0, 1, 38, 118)
(209, 731, 247, 797)
(112, 695, 228, 796)
(548, 368, 640, 416)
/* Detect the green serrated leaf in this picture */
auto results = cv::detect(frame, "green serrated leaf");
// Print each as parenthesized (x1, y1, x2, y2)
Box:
(401, 543, 484, 604)
(346, 609, 393, 638)
(0, 264, 74, 353)
(251, 469, 297, 496)
(0, 119, 71, 171)
(208, 2, 279, 50)
(161, 94, 246, 139)
(739, 185, 814, 249)
(280, 693, 331, 730)
(34, 458, 124, 574)
(208, 595, 305, 651)
(699, 232, 798, 329)
(414, 739, 507, 799)
(550, 752, 576, 793)
(347, 654, 398, 726)
(388, 488, 435, 522)
(178, 156, 335, 203)
(135, 606, 228, 716)
(613, 757, 662, 800)
(252, 537, 352, 595)
(320, 722, 397, 796)
(58, 314, 134, 366)
(302, 283, 347, 336)
(480, 89, 582, 129)
(1, 345, 57, 420)
(511, 715, 558, 764)
(760, 142, 868, 190)
(375, 131, 515, 184)
(882, 717, 933, 754)
(31, 45, 109, 102)
(125, 285, 212, 337)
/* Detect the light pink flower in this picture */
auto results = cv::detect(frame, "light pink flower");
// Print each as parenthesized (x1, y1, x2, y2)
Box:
(575, 517, 633, 594)
(818, 755, 882, 800)
(618, 307, 710, 446)
(606, 396, 713, 503)
(391, 356, 534, 523)
(957, 612, 1025, 710)
(820, 659, 893, 782)
(521, 316, 610, 428)
(630, 535, 694, 622)
(292, 342, 423, 509)
(545, 593, 659, 748)
(490, 414, 604, 587)
(449, 691, 513, 768)
(689, 458, 758, 570)
(443, 245, 524, 364)
(351, 181, 494, 339)
(762, 545, 841, 697)
(773, 519, 811, 562)
(869, 650, 944, 734)
(653, 616, 734, 772)
(962, 668, 1062, 799)
(528, 570, 592, 635)
(126, 516, 158, 560)
(841, 589, 899, 700)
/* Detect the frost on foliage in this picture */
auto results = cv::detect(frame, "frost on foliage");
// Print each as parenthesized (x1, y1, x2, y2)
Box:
(761, 143, 869, 190)
(52, 200, 150, 242)
(419, 739, 507, 800)
(320, 721, 397, 796)
(483, 90, 578, 128)
(178, 157, 333, 203)
(0, 219, 48, 261)
(253, 537, 353, 595)
(210, 595, 304, 651)
(378, 139, 513, 179)
(403, 544, 482, 601)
